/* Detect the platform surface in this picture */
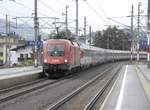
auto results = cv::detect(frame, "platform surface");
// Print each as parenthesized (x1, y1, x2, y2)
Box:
(138, 64, 150, 82)
(0, 66, 42, 79)
(100, 65, 150, 110)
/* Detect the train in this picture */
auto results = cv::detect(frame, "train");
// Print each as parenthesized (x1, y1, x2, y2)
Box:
(42, 39, 147, 78)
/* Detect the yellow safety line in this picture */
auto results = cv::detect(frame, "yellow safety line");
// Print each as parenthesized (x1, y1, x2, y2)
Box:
(134, 65, 150, 101)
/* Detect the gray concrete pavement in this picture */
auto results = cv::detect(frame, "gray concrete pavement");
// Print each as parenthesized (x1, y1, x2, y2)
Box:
(138, 64, 150, 82)
(100, 65, 150, 110)
(0, 66, 42, 79)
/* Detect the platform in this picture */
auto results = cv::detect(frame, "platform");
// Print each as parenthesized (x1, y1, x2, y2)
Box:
(138, 64, 150, 82)
(0, 66, 42, 79)
(0, 66, 42, 89)
(100, 64, 150, 110)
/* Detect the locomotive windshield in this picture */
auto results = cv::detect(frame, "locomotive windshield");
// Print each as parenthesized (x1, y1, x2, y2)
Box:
(47, 44, 64, 56)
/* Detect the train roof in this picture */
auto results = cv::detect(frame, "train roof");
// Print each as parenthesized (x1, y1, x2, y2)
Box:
(44, 39, 147, 54)
(79, 43, 105, 51)
(80, 43, 133, 54)
(44, 39, 79, 47)
(44, 39, 70, 43)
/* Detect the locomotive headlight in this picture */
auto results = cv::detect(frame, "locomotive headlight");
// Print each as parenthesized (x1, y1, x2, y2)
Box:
(64, 59, 68, 63)
(44, 59, 47, 63)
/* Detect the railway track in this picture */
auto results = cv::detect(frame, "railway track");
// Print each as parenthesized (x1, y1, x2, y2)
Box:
(0, 67, 95, 104)
(83, 65, 121, 110)
(45, 64, 122, 110)
(0, 76, 68, 104)
(0, 78, 46, 94)
(0, 63, 122, 110)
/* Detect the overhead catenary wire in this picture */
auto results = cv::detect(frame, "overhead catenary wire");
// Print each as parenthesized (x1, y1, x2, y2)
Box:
(4, 0, 64, 32)
(84, 1, 105, 22)
(108, 14, 147, 28)
(39, 18, 54, 28)
(39, 0, 58, 16)
(0, 11, 7, 16)
(94, 0, 111, 26)
(84, 1, 130, 28)
(107, 17, 130, 28)
(11, 0, 51, 17)
(0, 10, 16, 17)
(12, 1, 33, 11)
(95, 0, 108, 18)
(8, 0, 74, 31)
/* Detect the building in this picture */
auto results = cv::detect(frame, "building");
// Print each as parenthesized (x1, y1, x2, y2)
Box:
(0, 33, 25, 66)
(11, 45, 33, 65)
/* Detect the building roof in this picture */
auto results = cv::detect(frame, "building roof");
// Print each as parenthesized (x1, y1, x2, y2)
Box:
(11, 45, 32, 51)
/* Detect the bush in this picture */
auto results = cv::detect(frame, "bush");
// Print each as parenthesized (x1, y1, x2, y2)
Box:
(21, 59, 33, 66)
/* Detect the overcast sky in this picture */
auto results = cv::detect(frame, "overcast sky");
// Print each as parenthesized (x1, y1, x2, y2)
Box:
(0, 0, 148, 33)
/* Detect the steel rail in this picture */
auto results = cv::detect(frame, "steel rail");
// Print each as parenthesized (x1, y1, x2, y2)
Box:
(0, 77, 66, 103)
(83, 65, 122, 110)
(46, 64, 116, 110)
(0, 78, 46, 94)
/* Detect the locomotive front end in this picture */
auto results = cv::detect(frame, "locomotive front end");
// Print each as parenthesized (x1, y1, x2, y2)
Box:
(43, 40, 70, 78)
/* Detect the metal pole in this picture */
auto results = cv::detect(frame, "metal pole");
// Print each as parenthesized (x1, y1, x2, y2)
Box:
(8, 17, 10, 34)
(6, 14, 8, 35)
(34, 0, 38, 67)
(147, 0, 150, 68)
(5, 14, 8, 66)
(54, 17, 57, 33)
(84, 17, 86, 43)
(131, 5, 134, 62)
(76, 0, 79, 41)
(107, 28, 110, 49)
(89, 26, 91, 45)
(15, 16, 17, 35)
(137, 3, 141, 61)
(65, 5, 69, 39)
(16, 16, 17, 29)
(7, 16, 11, 66)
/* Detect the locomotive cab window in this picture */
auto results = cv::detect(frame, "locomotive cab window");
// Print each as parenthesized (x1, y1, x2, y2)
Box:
(47, 44, 65, 56)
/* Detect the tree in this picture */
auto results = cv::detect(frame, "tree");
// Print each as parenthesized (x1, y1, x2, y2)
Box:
(94, 26, 131, 50)
(48, 29, 72, 39)
(94, 31, 103, 47)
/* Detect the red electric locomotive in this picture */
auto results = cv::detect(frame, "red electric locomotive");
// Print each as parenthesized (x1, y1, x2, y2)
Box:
(42, 39, 81, 78)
